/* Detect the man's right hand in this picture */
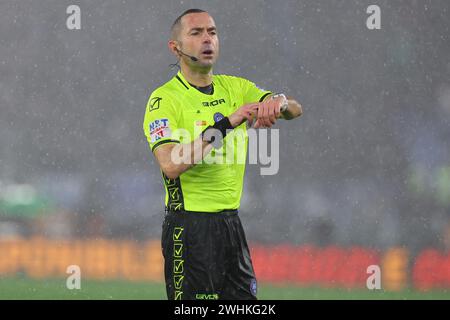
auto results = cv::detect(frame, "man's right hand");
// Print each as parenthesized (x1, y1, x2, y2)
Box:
(228, 103, 260, 128)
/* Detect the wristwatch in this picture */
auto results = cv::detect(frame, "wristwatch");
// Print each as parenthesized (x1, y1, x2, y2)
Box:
(271, 93, 288, 112)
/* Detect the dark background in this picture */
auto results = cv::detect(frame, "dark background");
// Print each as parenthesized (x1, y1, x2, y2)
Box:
(1, 0, 449, 252)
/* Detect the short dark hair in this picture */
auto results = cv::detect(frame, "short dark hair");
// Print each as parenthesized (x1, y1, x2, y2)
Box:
(171, 8, 207, 40)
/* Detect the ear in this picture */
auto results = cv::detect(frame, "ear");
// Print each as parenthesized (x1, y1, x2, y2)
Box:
(168, 40, 180, 57)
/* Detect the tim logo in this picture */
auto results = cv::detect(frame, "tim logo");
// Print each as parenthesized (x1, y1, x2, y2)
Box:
(202, 99, 225, 107)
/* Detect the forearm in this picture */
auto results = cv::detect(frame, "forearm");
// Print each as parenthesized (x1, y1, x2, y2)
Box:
(166, 136, 214, 178)
(157, 110, 254, 179)
(175, 136, 213, 167)
(163, 116, 235, 177)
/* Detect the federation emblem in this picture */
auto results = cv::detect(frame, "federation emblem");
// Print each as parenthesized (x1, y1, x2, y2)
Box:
(213, 112, 224, 123)
(148, 97, 162, 112)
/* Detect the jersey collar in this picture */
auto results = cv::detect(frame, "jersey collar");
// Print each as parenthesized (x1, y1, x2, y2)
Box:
(175, 71, 190, 90)
(175, 71, 214, 94)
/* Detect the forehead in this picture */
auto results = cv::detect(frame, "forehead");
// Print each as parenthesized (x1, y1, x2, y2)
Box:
(181, 12, 216, 31)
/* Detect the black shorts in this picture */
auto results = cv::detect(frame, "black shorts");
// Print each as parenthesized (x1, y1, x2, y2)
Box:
(161, 209, 258, 300)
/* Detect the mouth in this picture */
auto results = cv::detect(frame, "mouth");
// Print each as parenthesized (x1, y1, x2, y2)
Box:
(201, 49, 214, 56)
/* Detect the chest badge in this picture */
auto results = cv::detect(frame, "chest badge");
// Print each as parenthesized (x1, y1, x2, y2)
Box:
(213, 112, 225, 123)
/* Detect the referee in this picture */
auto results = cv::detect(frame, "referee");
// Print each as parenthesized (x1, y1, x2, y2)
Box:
(143, 9, 302, 300)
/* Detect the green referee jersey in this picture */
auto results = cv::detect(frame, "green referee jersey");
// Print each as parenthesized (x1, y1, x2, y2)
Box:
(143, 71, 272, 212)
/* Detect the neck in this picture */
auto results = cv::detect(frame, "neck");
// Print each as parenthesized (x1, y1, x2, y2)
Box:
(180, 64, 213, 87)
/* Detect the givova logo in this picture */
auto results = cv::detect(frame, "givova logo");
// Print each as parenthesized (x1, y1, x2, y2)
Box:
(196, 293, 219, 300)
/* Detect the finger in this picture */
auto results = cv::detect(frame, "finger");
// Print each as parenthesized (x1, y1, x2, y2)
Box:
(258, 102, 267, 127)
(237, 112, 251, 126)
(246, 103, 260, 111)
(239, 112, 252, 126)
(262, 102, 272, 127)
(268, 100, 277, 125)
(256, 104, 264, 126)
(247, 116, 254, 127)
(245, 105, 258, 127)
(249, 106, 259, 118)
(247, 104, 259, 122)
(249, 104, 260, 117)
(245, 111, 255, 121)
(273, 98, 282, 118)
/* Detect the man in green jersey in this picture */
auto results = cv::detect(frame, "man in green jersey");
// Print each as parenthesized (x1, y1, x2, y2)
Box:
(143, 9, 302, 300)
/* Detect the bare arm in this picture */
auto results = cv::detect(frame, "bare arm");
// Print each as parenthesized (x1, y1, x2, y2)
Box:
(153, 103, 259, 179)
(153, 138, 213, 179)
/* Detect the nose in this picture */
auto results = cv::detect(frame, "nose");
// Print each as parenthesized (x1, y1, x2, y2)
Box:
(202, 32, 212, 44)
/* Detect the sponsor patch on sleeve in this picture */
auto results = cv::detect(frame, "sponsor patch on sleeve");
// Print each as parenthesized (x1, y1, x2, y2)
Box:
(150, 118, 171, 143)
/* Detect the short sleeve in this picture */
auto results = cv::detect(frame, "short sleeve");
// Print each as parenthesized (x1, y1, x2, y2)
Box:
(143, 89, 180, 152)
(240, 78, 273, 104)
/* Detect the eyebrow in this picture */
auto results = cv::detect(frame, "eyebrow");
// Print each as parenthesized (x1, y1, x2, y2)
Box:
(188, 27, 217, 33)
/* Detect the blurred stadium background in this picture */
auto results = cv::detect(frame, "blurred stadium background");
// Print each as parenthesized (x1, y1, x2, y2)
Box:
(1, 0, 449, 299)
